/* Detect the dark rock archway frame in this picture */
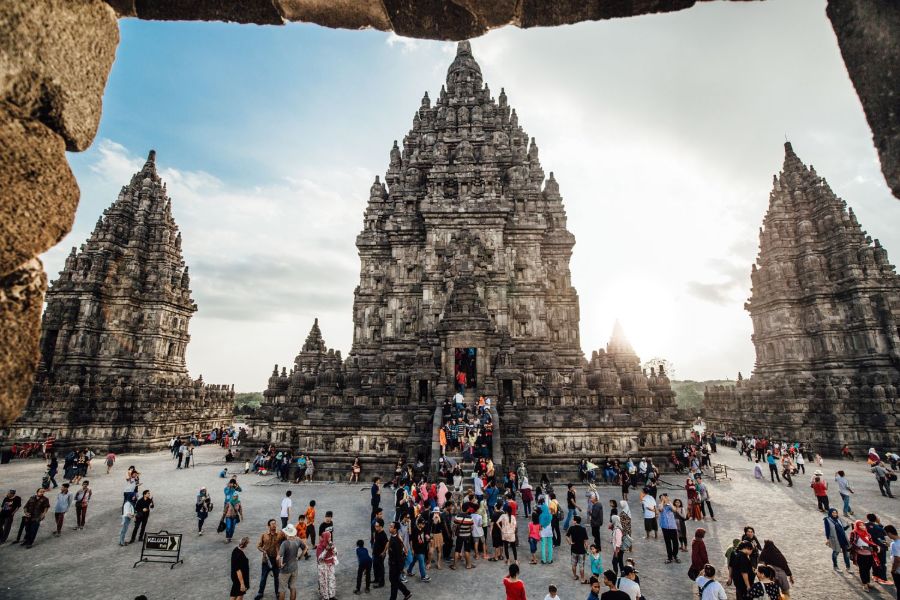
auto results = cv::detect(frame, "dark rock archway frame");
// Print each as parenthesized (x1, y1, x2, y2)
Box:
(0, 0, 897, 425)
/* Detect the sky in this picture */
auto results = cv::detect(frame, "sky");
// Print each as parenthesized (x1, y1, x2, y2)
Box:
(49, 0, 900, 392)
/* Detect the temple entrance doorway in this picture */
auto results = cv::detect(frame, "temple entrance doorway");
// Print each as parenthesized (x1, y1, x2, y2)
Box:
(454, 347, 477, 391)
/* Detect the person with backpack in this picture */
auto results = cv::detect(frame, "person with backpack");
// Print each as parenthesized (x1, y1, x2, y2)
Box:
(695, 564, 727, 600)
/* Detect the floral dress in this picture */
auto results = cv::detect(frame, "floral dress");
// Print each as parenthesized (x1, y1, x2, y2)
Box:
(748, 581, 781, 600)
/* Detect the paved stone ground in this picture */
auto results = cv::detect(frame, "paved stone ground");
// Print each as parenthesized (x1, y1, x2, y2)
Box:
(0, 445, 897, 599)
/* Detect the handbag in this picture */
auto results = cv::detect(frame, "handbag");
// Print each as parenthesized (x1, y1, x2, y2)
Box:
(217, 516, 226, 533)
(687, 566, 699, 580)
(621, 533, 633, 551)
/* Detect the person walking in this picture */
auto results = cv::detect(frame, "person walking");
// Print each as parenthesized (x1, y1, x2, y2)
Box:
(21, 488, 50, 548)
(850, 519, 880, 592)
(224, 494, 243, 544)
(372, 518, 389, 589)
(73, 480, 92, 530)
(823, 508, 852, 573)
(231, 536, 251, 600)
(885, 524, 899, 599)
(873, 461, 896, 498)
(765, 452, 780, 483)
(52, 483, 73, 536)
(865, 514, 890, 585)
(834, 470, 854, 516)
(689, 528, 709, 581)
(277, 524, 301, 600)
(810, 470, 830, 512)
(280, 491, 293, 529)
(408, 517, 430, 582)
(105, 451, 116, 474)
(354, 539, 373, 594)
(695, 476, 715, 521)
(119, 496, 135, 546)
(130, 489, 154, 543)
(388, 521, 411, 600)
(563, 483, 581, 531)
(196, 487, 213, 535)
(538, 500, 554, 564)
(254, 519, 285, 600)
(0, 489, 22, 544)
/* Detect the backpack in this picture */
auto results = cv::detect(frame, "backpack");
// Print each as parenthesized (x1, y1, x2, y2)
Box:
(698, 579, 714, 599)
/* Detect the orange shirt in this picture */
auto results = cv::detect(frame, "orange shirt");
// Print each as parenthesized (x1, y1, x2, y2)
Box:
(306, 506, 316, 525)
(296, 521, 307, 538)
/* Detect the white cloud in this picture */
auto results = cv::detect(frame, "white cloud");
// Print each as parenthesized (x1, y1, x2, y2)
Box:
(386, 33, 423, 53)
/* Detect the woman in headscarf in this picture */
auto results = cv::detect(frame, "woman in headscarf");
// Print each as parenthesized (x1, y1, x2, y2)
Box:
(437, 481, 449, 509)
(519, 477, 534, 518)
(316, 530, 338, 600)
(850, 519, 880, 591)
(689, 528, 708, 581)
(195, 487, 213, 535)
(867, 447, 880, 465)
(223, 493, 243, 543)
(759, 539, 793, 597)
(823, 507, 852, 572)
(609, 514, 624, 576)
(618, 500, 633, 540)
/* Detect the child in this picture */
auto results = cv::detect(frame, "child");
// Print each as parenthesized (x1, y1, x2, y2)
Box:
(816, 453, 824, 467)
(589, 544, 603, 579)
(354, 539, 372, 594)
(543, 584, 560, 600)
(306, 500, 317, 546)
(296, 514, 310, 559)
(528, 513, 541, 564)
(753, 460, 763, 480)
(244, 460, 250, 474)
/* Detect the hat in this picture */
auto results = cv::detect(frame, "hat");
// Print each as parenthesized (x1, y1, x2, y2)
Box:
(814, 469, 823, 476)
(283, 524, 297, 537)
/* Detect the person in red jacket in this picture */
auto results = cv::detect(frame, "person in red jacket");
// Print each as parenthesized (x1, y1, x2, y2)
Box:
(811, 470, 830, 512)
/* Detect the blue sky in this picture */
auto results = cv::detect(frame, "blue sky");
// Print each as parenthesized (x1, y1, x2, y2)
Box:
(52, 0, 900, 391)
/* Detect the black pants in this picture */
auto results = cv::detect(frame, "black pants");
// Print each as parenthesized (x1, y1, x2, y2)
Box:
(611, 549, 624, 575)
(816, 495, 830, 511)
(551, 516, 561, 547)
(0, 513, 13, 542)
(798, 463, 805, 474)
(700, 500, 714, 519)
(858, 553, 874, 585)
(130, 516, 148, 542)
(281, 517, 289, 528)
(14, 516, 27, 542)
(356, 564, 372, 591)
(23, 519, 40, 545)
(504, 540, 517, 561)
(891, 571, 899, 600)
(177, 455, 183, 468)
(373, 555, 385, 586)
(768, 464, 780, 482)
(388, 566, 409, 600)
(308, 525, 316, 547)
(662, 528, 679, 560)
(590, 525, 602, 549)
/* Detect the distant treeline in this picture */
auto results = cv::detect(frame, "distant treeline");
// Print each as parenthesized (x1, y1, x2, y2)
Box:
(671, 380, 733, 411)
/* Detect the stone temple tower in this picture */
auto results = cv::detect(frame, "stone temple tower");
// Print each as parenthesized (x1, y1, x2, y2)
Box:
(7, 151, 233, 452)
(257, 42, 689, 477)
(705, 142, 900, 452)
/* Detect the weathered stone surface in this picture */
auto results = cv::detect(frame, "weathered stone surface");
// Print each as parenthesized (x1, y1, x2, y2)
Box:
(0, 258, 46, 426)
(827, 0, 900, 199)
(6, 151, 233, 451)
(251, 43, 690, 476)
(0, 105, 79, 277)
(705, 142, 900, 453)
(0, 0, 119, 151)
(276, 0, 391, 31)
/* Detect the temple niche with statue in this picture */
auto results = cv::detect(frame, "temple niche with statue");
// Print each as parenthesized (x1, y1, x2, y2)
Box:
(704, 143, 900, 453)
(250, 42, 691, 478)
(4, 151, 234, 452)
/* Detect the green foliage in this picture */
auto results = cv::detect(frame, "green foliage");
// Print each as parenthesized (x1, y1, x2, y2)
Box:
(671, 380, 733, 411)
(234, 392, 263, 410)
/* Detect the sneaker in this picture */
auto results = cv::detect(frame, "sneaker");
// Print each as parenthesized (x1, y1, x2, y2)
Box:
(199, 531, 203, 536)
(353, 591, 360, 595)
(400, 575, 408, 583)
(421, 576, 431, 582)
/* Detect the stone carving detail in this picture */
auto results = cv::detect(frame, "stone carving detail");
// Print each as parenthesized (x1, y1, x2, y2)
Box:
(8, 151, 233, 451)
(705, 143, 900, 452)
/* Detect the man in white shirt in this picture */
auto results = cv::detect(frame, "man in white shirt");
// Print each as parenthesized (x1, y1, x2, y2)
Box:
(695, 565, 727, 600)
(280, 490, 293, 528)
(834, 470, 854, 516)
(640, 491, 657, 539)
(616, 566, 641, 600)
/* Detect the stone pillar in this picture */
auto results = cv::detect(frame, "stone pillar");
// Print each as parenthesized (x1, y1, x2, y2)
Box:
(0, 0, 118, 425)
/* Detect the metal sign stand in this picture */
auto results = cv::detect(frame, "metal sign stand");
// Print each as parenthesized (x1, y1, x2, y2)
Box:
(713, 463, 729, 481)
(133, 530, 184, 569)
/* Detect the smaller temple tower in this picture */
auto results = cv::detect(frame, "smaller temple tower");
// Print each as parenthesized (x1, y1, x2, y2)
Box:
(8, 151, 233, 452)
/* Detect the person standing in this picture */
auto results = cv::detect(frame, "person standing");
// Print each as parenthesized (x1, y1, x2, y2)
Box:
(73, 480, 91, 530)
(277, 524, 301, 600)
(196, 487, 213, 535)
(758, 540, 794, 597)
(765, 452, 780, 483)
(354, 539, 373, 594)
(865, 514, 890, 585)
(600, 570, 629, 600)
(823, 508, 852, 573)
(503, 563, 527, 600)
(689, 528, 709, 581)
(658, 494, 680, 564)
(566, 514, 589, 583)
(19, 488, 50, 548)
(231, 536, 251, 600)
(388, 521, 411, 600)
(408, 517, 430, 581)
(873, 461, 896, 498)
(589, 494, 604, 550)
(695, 564, 727, 600)
(609, 515, 625, 576)
(119, 496, 135, 546)
(130, 489, 154, 543)
(563, 483, 581, 531)
(372, 518, 388, 589)
(52, 483, 73, 536)
(280, 491, 293, 529)
(254, 519, 285, 600)
(315, 530, 338, 600)
(727, 541, 756, 600)
(850, 519, 880, 592)
(499, 505, 518, 566)
(0, 489, 22, 544)
(105, 451, 116, 474)
(616, 565, 641, 600)
(834, 471, 854, 516)
(885, 524, 899, 599)
(225, 495, 244, 544)
(640, 490, 657, 540)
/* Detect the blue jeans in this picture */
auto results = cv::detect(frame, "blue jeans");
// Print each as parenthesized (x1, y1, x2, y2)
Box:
(119, 516, 131, 545)
(225, 517, 238, 539)
(832, 548, 851, 569)
(406, 553, 426, 578)
(258, 558, 280, 595)
(563, 508, 578, 530)
(840, 493, 851, 515)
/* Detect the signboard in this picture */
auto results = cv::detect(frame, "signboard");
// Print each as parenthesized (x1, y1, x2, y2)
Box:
(712, 463, 729, 481)
(134, 530, 184, 569)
